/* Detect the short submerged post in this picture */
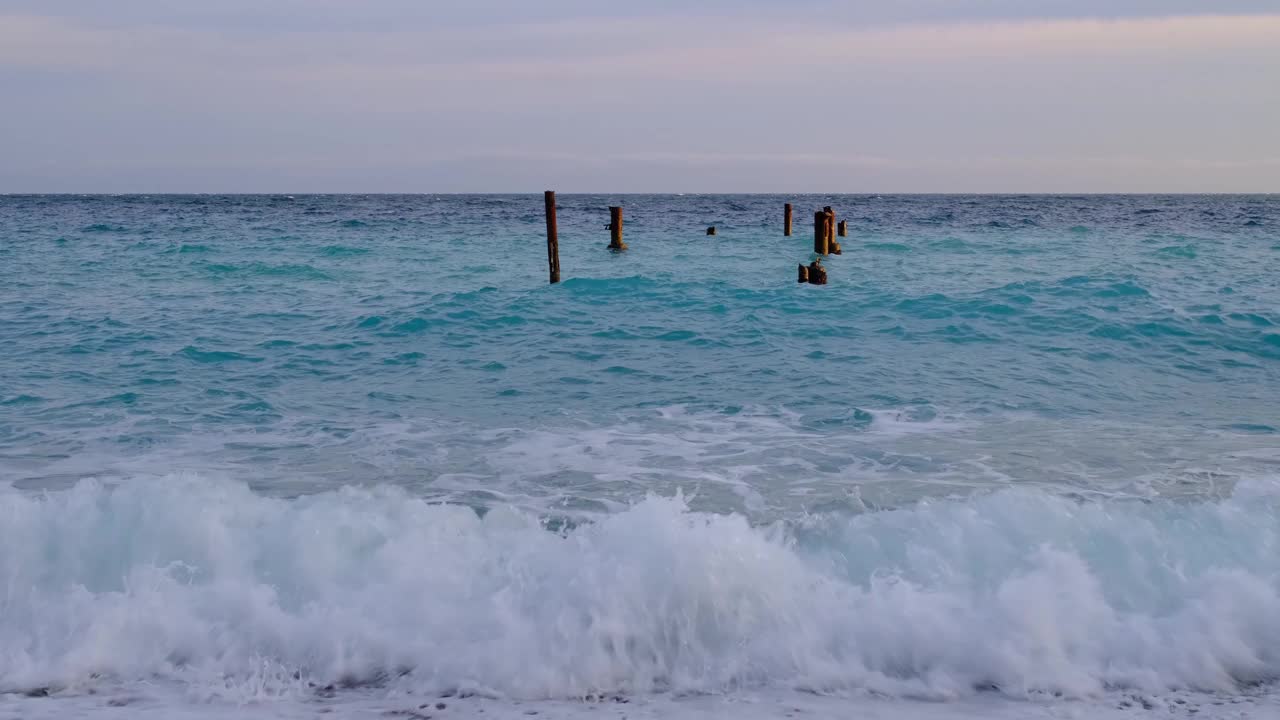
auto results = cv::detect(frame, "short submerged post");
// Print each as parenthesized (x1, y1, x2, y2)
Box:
(784, 203, 793, 236)
(706, 226, 717, 236)
(797, 263, 809, 283)
(544, 191, 560, 284)
(838, 220, 848, 237)
(808, 259, 828, 285)
(608, 206, 626, 250)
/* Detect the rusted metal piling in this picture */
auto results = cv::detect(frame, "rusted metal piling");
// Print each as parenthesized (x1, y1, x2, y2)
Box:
(802, 207, 839, 283)
(813, 211, 828, 255)
(784, 203, 793, 236)
(608, 206, 627, 250)
(825, 207, 842, 254)
(544, 191, 560, 284)
(838, 220, 848, 237)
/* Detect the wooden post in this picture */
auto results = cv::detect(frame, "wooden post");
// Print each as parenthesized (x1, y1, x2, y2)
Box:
(813, 211, 828, 255)
(608, 206, 626, 250)
(706, 226, 717, 236)
(784, 203, 793, 236)
(797, 263, 809, 283)
(838, 220, 848, 237)
(544, 191, 560, 284)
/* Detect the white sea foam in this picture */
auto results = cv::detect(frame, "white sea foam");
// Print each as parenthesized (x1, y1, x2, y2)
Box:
(10, 407, 1271, 520)
(1, 474, 1278, 718)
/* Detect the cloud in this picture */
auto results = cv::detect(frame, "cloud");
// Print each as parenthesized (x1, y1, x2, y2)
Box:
(6, 11, 1280, 70)
(4, 0, 1278, 32)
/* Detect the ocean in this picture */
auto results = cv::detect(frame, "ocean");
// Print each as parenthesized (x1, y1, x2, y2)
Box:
(0, 194, 1278, 719)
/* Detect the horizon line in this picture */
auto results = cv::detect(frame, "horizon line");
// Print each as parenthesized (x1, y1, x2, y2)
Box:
(3, 191, 1277, 197)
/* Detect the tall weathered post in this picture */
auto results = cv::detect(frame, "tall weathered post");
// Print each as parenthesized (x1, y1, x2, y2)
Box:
(813, 211, 828, 255)
(824, 206, 840, 254)
(544, 191, 560, 284)
(608, 206, 627, 250)
(784, 203, 793, 236)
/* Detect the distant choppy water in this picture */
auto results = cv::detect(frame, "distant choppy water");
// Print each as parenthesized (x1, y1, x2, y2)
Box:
(1, 194, 1278, 719)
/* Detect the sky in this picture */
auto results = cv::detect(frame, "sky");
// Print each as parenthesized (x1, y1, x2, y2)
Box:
(1, 1, 1277, 193)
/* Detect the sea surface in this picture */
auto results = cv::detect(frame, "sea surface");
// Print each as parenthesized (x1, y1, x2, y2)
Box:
(1, 194, 1278, 719)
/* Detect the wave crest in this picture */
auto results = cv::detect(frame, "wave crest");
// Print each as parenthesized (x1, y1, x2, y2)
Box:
(2, 476, 1279, 702)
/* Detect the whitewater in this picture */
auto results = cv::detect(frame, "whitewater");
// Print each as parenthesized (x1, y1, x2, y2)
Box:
(1, 194, 1278, 718)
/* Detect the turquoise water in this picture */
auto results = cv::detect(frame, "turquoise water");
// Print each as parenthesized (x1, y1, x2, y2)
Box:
(1, 194, 1279, 717)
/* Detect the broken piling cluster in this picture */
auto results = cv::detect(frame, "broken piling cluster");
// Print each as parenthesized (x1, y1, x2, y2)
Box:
(542, 193, 850, 286)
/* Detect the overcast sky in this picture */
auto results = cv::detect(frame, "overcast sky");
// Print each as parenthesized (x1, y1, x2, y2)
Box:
(1, 1, 1277, 192)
